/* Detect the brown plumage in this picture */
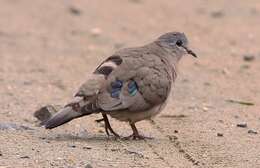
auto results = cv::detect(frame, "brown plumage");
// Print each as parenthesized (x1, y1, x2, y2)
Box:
(44, 32, 197, 139)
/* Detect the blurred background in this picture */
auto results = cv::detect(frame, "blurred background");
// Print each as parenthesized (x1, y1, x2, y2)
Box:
(0, 0, 259, 167)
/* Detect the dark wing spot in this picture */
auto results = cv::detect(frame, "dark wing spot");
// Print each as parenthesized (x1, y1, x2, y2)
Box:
(106, 55, 123, 65)
(94, 66, 113, 76)
(94, 55, 122, 77)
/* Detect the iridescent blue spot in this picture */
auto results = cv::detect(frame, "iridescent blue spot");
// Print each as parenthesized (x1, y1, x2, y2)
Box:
(128, 81, 138, 96)
(111, 80, 123, 98)
(111, 80, 123, 88)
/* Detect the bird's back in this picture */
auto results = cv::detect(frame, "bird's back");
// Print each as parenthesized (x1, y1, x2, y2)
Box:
(96, 43, 175, 114)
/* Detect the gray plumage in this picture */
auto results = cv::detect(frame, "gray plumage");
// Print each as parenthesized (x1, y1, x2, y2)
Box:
(44, 32, 197, 139)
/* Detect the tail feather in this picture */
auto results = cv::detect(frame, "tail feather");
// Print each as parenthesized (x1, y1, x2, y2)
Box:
(44, 106, 84, 129)
(44, 96, 100, 129)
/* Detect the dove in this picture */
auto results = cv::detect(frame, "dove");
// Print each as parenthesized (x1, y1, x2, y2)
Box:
(44, 32, 197, 139)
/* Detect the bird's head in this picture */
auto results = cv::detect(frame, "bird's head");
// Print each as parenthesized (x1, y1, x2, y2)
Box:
(156, 32, 197, 61)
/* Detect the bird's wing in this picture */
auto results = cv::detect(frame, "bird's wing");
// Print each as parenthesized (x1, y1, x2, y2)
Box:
(96, 47, 173, 112)
(44, 47, 173, 129)
(73, 54, 123, 98)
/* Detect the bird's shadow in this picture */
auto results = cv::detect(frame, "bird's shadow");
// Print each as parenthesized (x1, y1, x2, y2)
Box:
(44, 133, 156, 143)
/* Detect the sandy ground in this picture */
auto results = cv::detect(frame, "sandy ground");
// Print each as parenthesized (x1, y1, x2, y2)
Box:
(0, 0, 260, 167)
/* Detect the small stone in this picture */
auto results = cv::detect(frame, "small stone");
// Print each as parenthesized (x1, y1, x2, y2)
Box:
(85, 164, 93, 168)
(34, 105, 61, 124)
(68, 144, 76, 148)
(23, 81, 33, 85)
(129, 0, 142, 3)
(218, 120, 224, 123)
(179, 149, 185, 153)
(210, 11, 224, 18)
(83, 146, 92, 150)
(57, 157, 63, 160)
(174, 130, 178, 133)
(204, 82, 211, 86)
(90, 28, 102, 36)
(0, 151, 2, 156)
(243, 54, 255, 62)
(202, 107, 209, 112)
(248, 129, 258, 134)
(217, 133, 223, 137)
(237, 122, 247, 128)
(69, 7, 81, 15)
(111, 148, 119, 152)
(20, 156, 30, 159)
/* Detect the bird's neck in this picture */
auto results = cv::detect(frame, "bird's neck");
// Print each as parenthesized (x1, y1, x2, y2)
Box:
(147, 42, 181, 67)
(146, 42, 179, 80)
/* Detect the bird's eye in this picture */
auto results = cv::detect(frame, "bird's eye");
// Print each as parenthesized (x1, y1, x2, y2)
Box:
(176, 40, 183, 47)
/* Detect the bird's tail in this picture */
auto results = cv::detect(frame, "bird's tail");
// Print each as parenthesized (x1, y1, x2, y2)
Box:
(44, 97, 99, 129)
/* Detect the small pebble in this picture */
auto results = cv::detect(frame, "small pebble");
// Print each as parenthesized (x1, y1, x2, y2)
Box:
(129, 0, 142, 3)
(248, 129, 258, 134)
(68, 144, 76, 148)
(179, 149, 185, 153)
(57, 157, 63, 160)
(237, 122, 247, 128)
(20, 156, 30, 159)
(174, 130, 178, 133)
(202, 107, 209, 112)
(217, 133, 223, 137)
(90, 27, 102, 36)
(83, 146, 92, 150)
(111, 148, 120, 152)
(210, 11, 224, 18)
(243, 54, 255, 62)
(218, 120, 224, 123)
(69, 7, 81, 15)
(204, 82, 211, 86)
(85, 164, 93, 168)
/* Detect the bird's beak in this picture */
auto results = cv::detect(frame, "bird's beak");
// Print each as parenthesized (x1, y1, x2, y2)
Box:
(182, 46, 197, 58)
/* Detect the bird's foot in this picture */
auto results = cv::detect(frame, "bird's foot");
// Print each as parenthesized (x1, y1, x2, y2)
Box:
(122, 134, 153, 140)
(104, 126, 120, 139)
(96, 114, 120, 139)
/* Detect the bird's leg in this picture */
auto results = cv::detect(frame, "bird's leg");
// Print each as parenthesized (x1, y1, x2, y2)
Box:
(123, 123, 153, 140)
(102, 114, 120, 138)
(123, 123, 145, 140)
(130, 123, 145, 140)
